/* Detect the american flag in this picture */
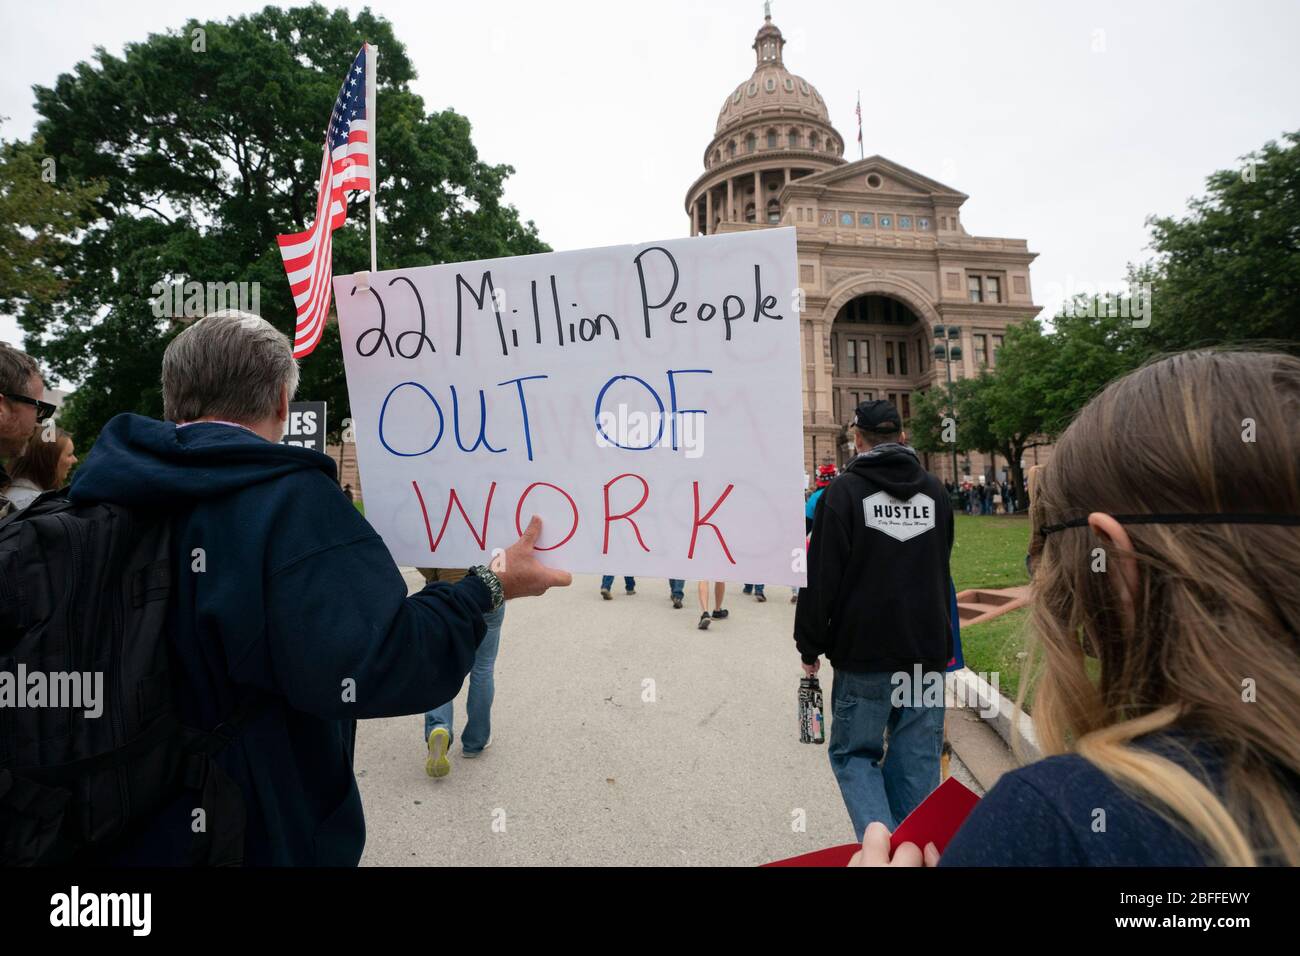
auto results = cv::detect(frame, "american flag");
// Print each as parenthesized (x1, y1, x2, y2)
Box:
(855, 91, 863, 150)
(277, 45, 374, 359)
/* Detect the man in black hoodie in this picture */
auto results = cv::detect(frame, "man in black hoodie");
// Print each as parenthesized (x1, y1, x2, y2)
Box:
(794, 400, 953, 840)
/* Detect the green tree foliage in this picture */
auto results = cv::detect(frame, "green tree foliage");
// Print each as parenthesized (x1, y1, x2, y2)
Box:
(15, 3, 547, 443)
(0, 133, 104, 315)
(1140, 131, 1300, 354)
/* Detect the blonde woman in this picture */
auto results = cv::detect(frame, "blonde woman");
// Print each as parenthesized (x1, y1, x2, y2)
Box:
(856, 350, 1300, 866)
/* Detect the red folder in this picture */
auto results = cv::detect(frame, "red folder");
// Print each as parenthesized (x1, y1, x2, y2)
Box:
(763, 777, 980, 867)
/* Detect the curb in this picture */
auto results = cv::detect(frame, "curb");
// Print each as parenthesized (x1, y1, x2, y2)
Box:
(948, 667, 1042, 763)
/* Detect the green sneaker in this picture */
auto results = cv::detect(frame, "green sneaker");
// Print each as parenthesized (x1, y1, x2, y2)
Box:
(426, 727, 451, 778)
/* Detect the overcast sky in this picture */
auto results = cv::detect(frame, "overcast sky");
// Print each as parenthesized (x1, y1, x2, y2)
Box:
(3, 0, 1298, 364)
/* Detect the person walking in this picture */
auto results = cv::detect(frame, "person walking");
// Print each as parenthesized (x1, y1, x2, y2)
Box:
(418, 568, 506, 778)
(600, 575, 636, 599)
(697, 581, 727, 630)
(794, 399, 953, 841)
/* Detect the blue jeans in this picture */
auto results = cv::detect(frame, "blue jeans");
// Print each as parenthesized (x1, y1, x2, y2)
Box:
(828, 669, 945, 840)
(601, 575, 636, 592)
(742, 583, 765, 594)
(668, 579, 685, 599)
(424, 604, 505, 753)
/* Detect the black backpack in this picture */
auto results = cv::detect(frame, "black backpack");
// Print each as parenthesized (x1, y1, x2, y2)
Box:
(0, 491, 263, 865)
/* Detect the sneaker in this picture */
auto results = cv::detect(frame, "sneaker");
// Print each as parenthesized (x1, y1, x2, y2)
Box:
(790, 593, 798, 603)
(463, 739, 492, 759)
(425, 727, 451, 778)
(756, 592, 767, 602)
(742, 585, 753, 595)
(600, 589, 612, 600)
(711, 608, 729, 619)
(625, 588, 636, 595)
(698, 613, 711, 630)
(672, 596, 683, 609)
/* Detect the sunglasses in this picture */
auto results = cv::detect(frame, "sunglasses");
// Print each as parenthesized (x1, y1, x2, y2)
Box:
(3, 393, 56, 422)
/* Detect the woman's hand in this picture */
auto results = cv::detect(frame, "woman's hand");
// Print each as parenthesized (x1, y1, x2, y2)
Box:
(847, 821, 941, 867)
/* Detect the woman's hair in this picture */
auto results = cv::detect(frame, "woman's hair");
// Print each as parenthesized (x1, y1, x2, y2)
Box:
(7, 426, 72, 492)
(1023, 349, 1300, 865)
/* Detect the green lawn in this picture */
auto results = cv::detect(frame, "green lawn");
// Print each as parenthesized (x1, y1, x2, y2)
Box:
(959, 606, 1032, 707)
(950, 514, 1030, 591)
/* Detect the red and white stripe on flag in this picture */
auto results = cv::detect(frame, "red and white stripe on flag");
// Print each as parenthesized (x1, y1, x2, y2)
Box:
(277, 44, 374, 359)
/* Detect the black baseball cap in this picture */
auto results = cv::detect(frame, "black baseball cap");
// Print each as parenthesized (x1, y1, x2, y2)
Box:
(853, 399, 901, 434)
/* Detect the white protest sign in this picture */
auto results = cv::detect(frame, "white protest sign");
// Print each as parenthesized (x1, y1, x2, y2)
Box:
(332, 227, 807, 585)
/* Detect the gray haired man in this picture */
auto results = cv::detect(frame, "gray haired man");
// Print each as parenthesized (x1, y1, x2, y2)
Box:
(67, 311, 571, 864)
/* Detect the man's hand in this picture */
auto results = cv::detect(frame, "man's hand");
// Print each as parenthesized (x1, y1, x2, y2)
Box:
(493, 515, 572, 599)
(801, 659, 820, 677)
(847, 821, 940, 867)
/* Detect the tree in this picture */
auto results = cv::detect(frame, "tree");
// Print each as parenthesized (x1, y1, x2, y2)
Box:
(14, 4, 547, 443)
(0, 133, 104, 316)
(1140, 131, 1300, 355)
(910, 323, 1055, 507)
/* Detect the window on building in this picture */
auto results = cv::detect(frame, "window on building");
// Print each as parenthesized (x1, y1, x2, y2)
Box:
(861, 340, 871, 375)
(847, 339, 857, 374)
(992, 335, 1004, 362)
(899, 340, 909, 375)
(767, 129, 777, 148)
(727, 141, 736, 158)
(820, 210, 834, 225)
(888, 392, 898, 409)
(767, 199, 780, 224)
(975, 334, 988, 367)
(833, 389, 841, 422)
(745, 133, 756, 153)
(899, 215, 912, 230)
(788, 128, 800, 148)
(840, 211, 854, 227)
(918, 217, 931, 230)
(968, 275, 983, 303)
(917, 337, 926, 372)
(986, 276, 1001, 303)
(745, 203, 756, 223)
(901, 393, 911, 419)
(860, 212, 874, 228)
(879, 214, 892, 229)
(810, 132, 820, 150)
(886, 341, 896, 375)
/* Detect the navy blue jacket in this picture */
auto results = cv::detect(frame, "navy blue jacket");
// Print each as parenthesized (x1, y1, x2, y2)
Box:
(69, 414, 491, 865)
(939, 736, 1278, 866)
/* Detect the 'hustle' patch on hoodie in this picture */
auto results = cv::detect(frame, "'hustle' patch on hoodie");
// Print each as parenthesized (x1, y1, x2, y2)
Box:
(863, 491, 936, 542)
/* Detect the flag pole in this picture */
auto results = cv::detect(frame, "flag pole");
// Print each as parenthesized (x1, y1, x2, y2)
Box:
(367, 43, 379, 273)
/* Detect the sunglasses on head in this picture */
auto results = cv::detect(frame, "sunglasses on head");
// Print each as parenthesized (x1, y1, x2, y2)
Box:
(3, 393, 56, 422)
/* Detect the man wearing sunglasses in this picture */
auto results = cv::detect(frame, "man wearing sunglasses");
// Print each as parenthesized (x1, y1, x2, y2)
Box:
(0, 342, 49, 518)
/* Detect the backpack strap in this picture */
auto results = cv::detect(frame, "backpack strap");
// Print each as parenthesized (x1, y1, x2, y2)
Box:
(181, 692, 277, 867)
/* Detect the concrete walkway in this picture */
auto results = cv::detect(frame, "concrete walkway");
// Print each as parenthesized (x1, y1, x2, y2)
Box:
(356, 573, 986, 866)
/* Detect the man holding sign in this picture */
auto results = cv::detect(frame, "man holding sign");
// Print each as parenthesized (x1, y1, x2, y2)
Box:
(65, 311, 570, 865)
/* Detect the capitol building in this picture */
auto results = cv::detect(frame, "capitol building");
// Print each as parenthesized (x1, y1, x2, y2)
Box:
(685, 12, 1042, 482)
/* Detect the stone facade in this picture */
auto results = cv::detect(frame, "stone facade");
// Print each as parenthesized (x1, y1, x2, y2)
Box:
(684, 13, 1043, 484)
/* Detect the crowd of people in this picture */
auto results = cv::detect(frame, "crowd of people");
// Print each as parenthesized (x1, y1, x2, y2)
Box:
(2, 319, 1297, 867)
(943, 476, 1022, 515)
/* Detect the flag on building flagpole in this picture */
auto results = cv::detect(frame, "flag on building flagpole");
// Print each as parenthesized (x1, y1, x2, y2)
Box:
(277, 44, 378, 359)
(856, 90, 863, 159)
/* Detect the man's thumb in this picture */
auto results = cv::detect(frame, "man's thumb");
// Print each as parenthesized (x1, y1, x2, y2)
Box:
(519, 514, 542, 547)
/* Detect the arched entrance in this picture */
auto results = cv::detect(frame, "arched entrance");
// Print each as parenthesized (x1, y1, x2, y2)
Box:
(826, 290, 936, 469)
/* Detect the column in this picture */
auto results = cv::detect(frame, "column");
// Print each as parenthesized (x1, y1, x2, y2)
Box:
(754, 170, 762, 222)
(727, 178, 734, 222)
(705, 190, 713, 234)
(785, 167, 792, 185)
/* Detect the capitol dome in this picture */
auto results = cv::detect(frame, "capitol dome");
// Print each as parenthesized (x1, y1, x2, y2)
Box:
(714, 16, 832, 136)
(686, 10, 847, 230)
